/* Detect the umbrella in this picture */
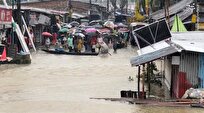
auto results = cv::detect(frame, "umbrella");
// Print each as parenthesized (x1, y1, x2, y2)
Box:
(69, 21, 80, 27)
(42, 32, 52, 37)
(59, 28, 69, 33)
(116, 23, 128, 28)
(85, 28, 97, 33)
(89, 20, 102, 26)
(104, 21, 115, 29)
(118, 28, 129, 33)
(92, 23, 103, 29)
(74, 33, 85, 38)
(62, 24, 72, 29)
(98, 28, 111, 34)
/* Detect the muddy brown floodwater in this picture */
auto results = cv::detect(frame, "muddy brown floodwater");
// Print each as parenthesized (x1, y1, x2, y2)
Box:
(0, 47, 203, 113)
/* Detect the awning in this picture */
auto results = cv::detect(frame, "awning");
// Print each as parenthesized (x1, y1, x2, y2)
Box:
(130, 45, 179, 66)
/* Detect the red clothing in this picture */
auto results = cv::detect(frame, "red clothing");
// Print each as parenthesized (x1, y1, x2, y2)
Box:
(52, 33, 57, 45)
(90, 37, 97, 45)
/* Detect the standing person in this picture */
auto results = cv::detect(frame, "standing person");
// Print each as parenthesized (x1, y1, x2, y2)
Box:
(56, 19, 61, 30)
(77, 37, 83, 53)
(97, 34, 103, 52)
(67, 34, 74, 52)
(112, 37, 117, 53)
(90, 36, 97, 53)
(29, 28, 35, 48)
(73, 36, 78, 52)
(62, 34, 68, 49)
(82, 30, 88, 51)
(52, 33, 57, 45)
(45, 37, 51, 49)
(51, 18, 60, 45)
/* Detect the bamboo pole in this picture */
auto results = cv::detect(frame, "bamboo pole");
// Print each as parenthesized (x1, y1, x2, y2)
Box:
(138, 65, 141, 98)
(142, 64, 145, 99)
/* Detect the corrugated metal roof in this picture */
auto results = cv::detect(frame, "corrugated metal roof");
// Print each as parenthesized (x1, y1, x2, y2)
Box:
(171, 32, 204, 53)
(130, 45, 178, 66)
(130, 41, 180, 66)
(151, 0, 193, 20)
(137, 40, 171, 55)
(130, 32, 204, 66)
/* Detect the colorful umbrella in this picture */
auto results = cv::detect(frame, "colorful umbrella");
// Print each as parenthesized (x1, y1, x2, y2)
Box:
(104, 21, 115, 29)
(62, 24, 72, 29)
(118, 28, 129, 33)
(85, 28, 97, 33)
(42, 32, 52, 37)
(59, 28, 69, 33)
(74, 33, 85, 38)
(69, 21, 80, 27)
(98, 28, 111, 34)
(116, 23, 128, 28)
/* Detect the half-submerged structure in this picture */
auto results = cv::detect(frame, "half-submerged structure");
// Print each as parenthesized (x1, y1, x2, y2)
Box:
(130, 18, 204, 99)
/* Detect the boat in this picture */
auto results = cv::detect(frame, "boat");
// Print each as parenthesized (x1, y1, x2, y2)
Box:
(42, 49, 99, 56)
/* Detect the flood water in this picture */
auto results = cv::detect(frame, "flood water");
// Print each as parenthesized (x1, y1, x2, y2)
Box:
(0, 47, 203, 113)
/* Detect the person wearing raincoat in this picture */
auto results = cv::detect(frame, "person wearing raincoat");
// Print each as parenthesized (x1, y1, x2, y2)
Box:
(77, 37, 83, 53)
(68, 34, 74, 52)
(45, 37, 51, 49)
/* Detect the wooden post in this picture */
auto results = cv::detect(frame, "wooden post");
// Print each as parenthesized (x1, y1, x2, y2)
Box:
(107, 0, 109, 12)
(147, 62, 150, 97)
(149, 62, 154, 97)
(142, 64, 145, 99)
(138, 65, 141, 98)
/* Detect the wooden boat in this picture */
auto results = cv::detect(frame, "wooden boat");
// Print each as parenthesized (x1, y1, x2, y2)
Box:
(42, 49, 99, 56)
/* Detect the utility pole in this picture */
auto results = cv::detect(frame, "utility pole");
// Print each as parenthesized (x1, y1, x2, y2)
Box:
(15, 0, 22, 31)
(107, 0, 109, 12)
(67, 0, 72, 23)
(89, 0, 92, 8)
(164, 0, 170, 26)
(89, 0, 92, 15)
(126, 0, 128, 14)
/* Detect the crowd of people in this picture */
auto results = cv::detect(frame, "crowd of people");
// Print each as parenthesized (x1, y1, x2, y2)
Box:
(42, 19, 129, 54)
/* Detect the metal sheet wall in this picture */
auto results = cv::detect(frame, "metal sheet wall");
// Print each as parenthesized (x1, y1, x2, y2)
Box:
(199, 53, 204, 88)
(179, 51, 199, 86)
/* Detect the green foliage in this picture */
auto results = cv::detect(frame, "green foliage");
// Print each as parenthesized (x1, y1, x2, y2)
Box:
(142, 62, 163, 87)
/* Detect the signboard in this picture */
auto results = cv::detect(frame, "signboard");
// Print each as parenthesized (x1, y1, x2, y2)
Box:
(0, 8, 12, 24)
(133, 19, 171, 48)
(172, 56, 180, 65)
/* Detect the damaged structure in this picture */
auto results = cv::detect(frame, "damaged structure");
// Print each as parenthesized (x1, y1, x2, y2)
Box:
(130, 19, 204, 99)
